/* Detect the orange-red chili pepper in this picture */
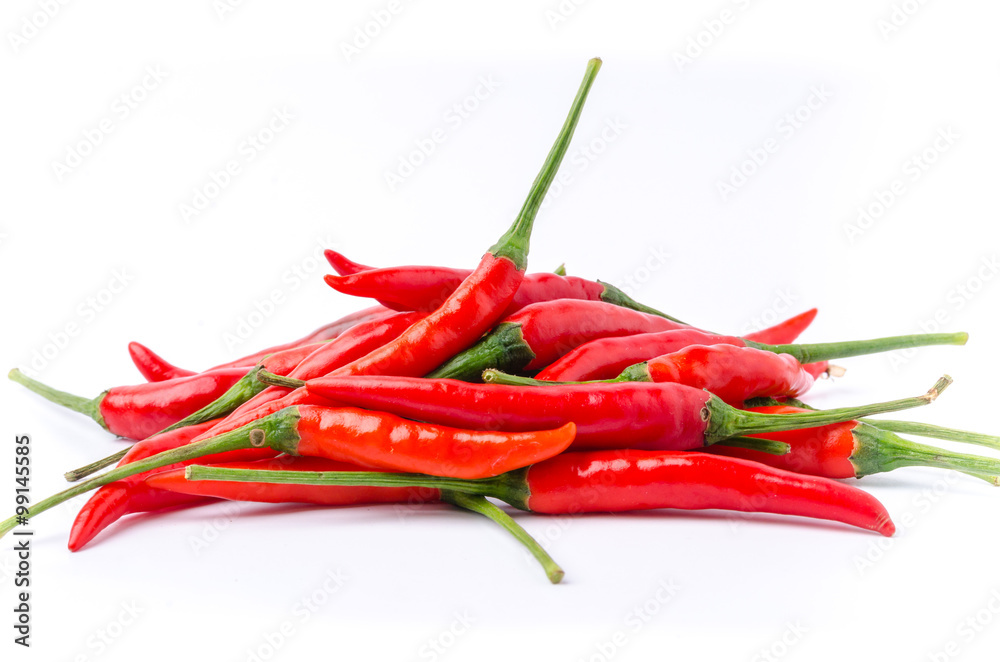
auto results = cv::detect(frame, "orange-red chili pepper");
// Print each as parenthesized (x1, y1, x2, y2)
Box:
(185, 449, 897, 536)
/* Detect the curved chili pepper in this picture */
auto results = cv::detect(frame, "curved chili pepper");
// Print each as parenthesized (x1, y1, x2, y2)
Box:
(535, 329, 966, 383)
(706, 405, 1000, 483)
(186, 449, 897, 536)
(324, 261, 680, 323)
(204, 305, 392, 371)
(324, 250, 374, 276)
(742, 308, 818, 344)
(221, 310, 427, 421)
(1, 404, 579, 539)
(67, 419, 273, 551)
(428, 300, 689, 381)
(280, 372, 950, 451)
(321, 59, 602, 380)
(506, 344, 817, 404)
(128, 342, 196, 382)
(8, 367, 247, 440)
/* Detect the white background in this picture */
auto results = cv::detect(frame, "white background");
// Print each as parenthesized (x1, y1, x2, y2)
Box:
(3, 1, 1000, 660)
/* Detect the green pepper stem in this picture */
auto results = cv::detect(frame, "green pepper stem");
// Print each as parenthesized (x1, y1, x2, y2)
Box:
(597, 281, 687, 325)
(746, 332, 968, 364)
(8, 368, 106, 430)
(489, 58, 602, 270)
(744, 396, 1000, 452)
(707, 376, 952, 443)
(0, 410, 299, 539)
(258, 370, 305, 389)
(428, 325, 536, 381)
(64, 448, 129, 482)
(862, 419, 1000, 452)
(442, 491, 564, 584)
(553, 264, 567, 276)
(850, 423, 1000, 482)
(712, 436, 791, 456)
(156, 367, 265, 435)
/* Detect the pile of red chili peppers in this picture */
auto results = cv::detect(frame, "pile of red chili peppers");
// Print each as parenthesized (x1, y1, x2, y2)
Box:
(7, 59, 1000, 584)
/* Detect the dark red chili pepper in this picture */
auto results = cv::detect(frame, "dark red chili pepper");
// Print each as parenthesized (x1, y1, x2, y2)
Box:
(67, 420, 273, 551)
(185, 449, 897, 536)
(205, 305, 392, 371)
(742, 308, 818, 344)
(147, 456, 436, 506)
(128, 342, 196, 382)
(319, 60, 602, 380)
(8, 367, 247, 440)
(535, 329, 966, 383)
(427, 300, 689, 381)
(277, 372, 949, 451)
(706, 405, 1000, 483)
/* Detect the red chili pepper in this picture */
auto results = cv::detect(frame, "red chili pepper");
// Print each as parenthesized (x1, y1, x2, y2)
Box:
(67, 420, 273, 551)
(706, 405, 1000, 483)
(205, 305, 392, 371)
(320, 60, 602, 380)
(286, 372, 948, 451)
(185, 449, 897, 536)
(147, 456, 437, 506)
(8, 367, 247, 440)
(427, 300, 688, 381)
(535, 329, 966, 383)
(324, 250, 688, 325)
(2, 403, 579, 542)
(743, 308, 818, 344)
(128, 342, 196, 382)
(210, 310, 427, 427)
(324, 250, 374, 276)
(613, 344, 817, 403)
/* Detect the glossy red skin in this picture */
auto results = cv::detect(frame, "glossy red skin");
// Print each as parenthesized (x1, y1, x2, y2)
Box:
(128, 342, 197, 382)
(292, 405, 576, 479)
(706, 406, 858, 479)
(258, 342, 328, 375)
(324, 250, 374, 275)
(537, 329, 745, 381)
(98, 368, 248, 440)
(510, 300, 687, 371)
(329, 253, 525, 378)
(646, 344, 816, 403)
(67, 420, 274, 551)
(147, 456, 439, 506)
(304, 376, 713, 451)
(222, 311, 426, 422)
(206, 305, 391, 371)
(522, 450, 893, 536)
(742, 308, 818, 344)
(323, 252, 606, 316)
